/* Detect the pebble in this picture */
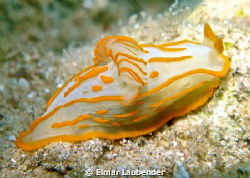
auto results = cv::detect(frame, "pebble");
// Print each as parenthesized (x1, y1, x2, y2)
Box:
(173, 161, 189, 178)
(7, 135, 16, 141)
(18, 78, 30, 89)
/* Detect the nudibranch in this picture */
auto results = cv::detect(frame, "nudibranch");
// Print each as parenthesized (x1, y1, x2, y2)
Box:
(17, 24, 230, 151)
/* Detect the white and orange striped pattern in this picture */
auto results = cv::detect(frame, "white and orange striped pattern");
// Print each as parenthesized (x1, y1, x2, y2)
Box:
(16, 24, 230, 151)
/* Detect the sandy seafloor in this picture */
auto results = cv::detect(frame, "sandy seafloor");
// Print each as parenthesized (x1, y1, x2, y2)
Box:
(0, 0, 250, 177)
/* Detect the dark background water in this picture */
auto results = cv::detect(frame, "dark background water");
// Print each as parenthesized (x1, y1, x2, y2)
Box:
(0, 0, 179, 60)
(0, 0, 204, 62)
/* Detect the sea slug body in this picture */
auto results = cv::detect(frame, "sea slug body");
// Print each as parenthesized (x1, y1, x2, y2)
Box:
(16, 24, 230, 151)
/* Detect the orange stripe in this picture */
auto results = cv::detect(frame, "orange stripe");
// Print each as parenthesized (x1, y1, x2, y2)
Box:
(124, 47, 138, 56)
(142, 49, 149, 53)
(98, 36, 143, 60)
(135, 100, 144, 106)
(94, 41, 107, 61)
(131, 115, 147, 122)
(108, 49, 115, 61)
(113, 110, 139, 118)
(111, 36, 143, 51)
(112, 122, 123, 126)
(93, 58, 99, 65)
(92, 85, 102, 92)
(149, 71, 159, 78)
(159, 40, 200, 47)
(96, 109, 108, 115)
(148, 56, 192, 63)
(140, 44, 187, 52)
(101, 39, 110, 57)
(94, 47, 107, 59)
(155, 105, 169, 112)
(78, 125, 89, 129)
(117, 58, 147, 75)
(64, 66, 108, 97)
(161, 48, 186, 52)
(115, 52, 147, 65)
(94, 55, 108, 62)
(100, 75, 114, 84)
(75, 66, 108, 82)
(93, 118, 110, 123)
(119, 67, 146, 85)
(138, 55, 230, 98)
(46, 65, 95, 109)
(51, 115, 93, 128)
(112, 40, 139, 51)
(155, 47, 187, 52)
(96, 40, 108, 57)
(150, 81, 208, 108)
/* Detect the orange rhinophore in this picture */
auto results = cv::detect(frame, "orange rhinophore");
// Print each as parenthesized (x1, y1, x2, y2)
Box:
(16, 24, 230, 151)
